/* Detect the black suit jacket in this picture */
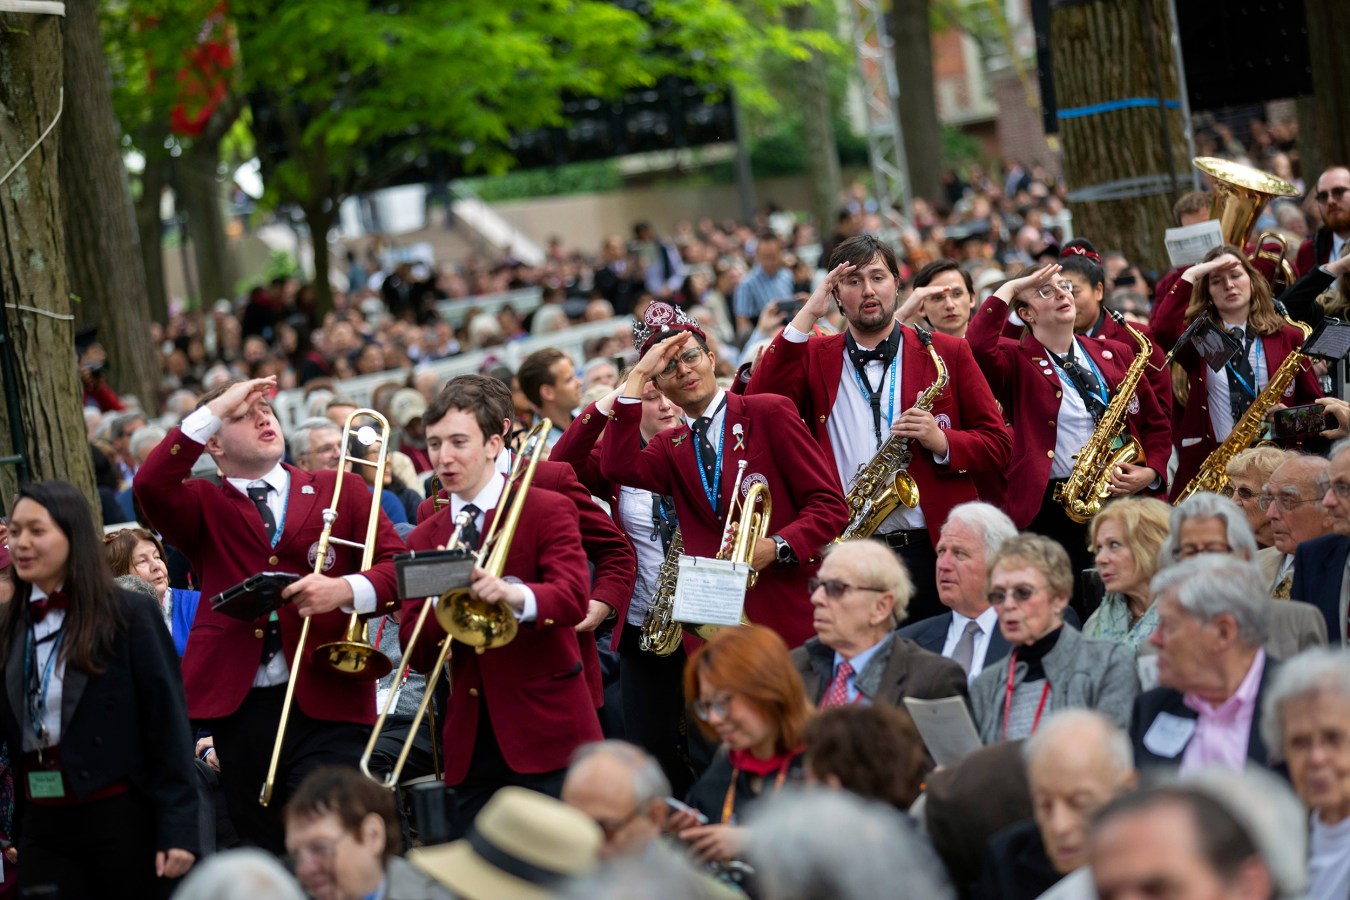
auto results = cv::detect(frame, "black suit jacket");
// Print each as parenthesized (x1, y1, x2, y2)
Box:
(1292, 533, 1350, 644)
(895, 608, 1080, 670)
(973, 819, 1062, 900)
(1128, 656, 1281, 772)
(1, 589, 200, 855)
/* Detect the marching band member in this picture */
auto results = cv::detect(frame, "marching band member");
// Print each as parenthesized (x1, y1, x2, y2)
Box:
(968, 266, 1171, 612)
(747, 235, 1011, 622)
(401, 377, 600, 839)
(1152, 244, 1321, 499)
(599, 303, 849, 649)
(135, 376, 404, 854)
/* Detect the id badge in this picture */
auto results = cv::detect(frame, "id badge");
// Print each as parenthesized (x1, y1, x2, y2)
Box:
(27, 770, 65, 799)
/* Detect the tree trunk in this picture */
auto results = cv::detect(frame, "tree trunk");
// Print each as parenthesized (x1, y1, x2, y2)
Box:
(890, 0, 943, 205)
(136, 144, 170, 325)
(1050, 0, 1188, 272)
(0, 10, 97, 510)
(784, 2, 842, 235)
(1302, 0, 1350, 177)
(304, 202, 337, 320)
(59, 0, 160, 415)
(180, 140, 236, 308)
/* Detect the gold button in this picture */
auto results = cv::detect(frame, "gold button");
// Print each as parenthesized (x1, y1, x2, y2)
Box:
(818, 415, 827, 423)
(582, 414, 591, 423)
(1048, 420, 1056, 427)
(1047, 450, 1055, 459)
(169, 444, 180, 455)
(1055, 390, 1062, 399)
(268, 555, 279, 565)
(468, 688, 479, 697)
(544, 618, 555, 626)
(254, 628, 265, 639)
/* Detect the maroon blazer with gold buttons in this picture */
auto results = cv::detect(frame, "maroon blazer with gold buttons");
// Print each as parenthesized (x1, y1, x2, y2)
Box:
(401, 489, 601, 785)
(967, 295, 1173, 529)
(135, 428, 403, 724)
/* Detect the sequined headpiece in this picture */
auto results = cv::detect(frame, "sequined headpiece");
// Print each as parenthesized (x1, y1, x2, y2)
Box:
(632, 301, 706, 355)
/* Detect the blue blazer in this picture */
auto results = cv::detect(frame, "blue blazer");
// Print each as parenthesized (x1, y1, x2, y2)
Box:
(896, 612, 1013, 671)
(171, 588, 201, 657)
(1291, 533, 1350, 644)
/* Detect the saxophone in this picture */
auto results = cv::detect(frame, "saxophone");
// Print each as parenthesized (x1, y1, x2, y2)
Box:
(639, 528, 684, 657)
(1173, 318, 1313, 503)
(1053, 311, 1151, 524)
(835, 328, 949, 542)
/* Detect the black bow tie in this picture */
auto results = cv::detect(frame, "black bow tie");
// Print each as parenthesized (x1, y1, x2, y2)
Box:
(854, 346, 887, 364)
(30, 590, 68, 624)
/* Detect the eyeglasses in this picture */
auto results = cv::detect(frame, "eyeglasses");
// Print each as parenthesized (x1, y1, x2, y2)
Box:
(692, 693, 734, 723)
(657, 347, 704, 380)
(591, 804, 645, 840)
(1315, 186, 1349, 205)
(1258, 492, 1321, 512)
(1174, 543, 1231, 560)
(1316, 477, 1350, 501)
(1034, 280, 1076, 300)
(1220, 484, 1259, 502)
(986, 584, 1044, 606)
(808, 578, 887, 599)
(286, 838, 341, 869)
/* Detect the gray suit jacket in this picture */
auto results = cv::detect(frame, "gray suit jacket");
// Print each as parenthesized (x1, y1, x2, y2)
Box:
(1257, 546, 1286, 595)
(1265, 598, 1327, 661)
(969, 625, 1140, 743)
(387, 855, 457, 900)
(791, 632, 970, 709)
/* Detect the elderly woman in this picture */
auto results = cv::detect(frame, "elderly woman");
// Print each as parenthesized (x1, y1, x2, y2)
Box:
(1224, 446, 1291, 549)
(1157, 491, 1259, 565)
(1262, 648, 1350, 900)
(1084, 497, 1173, 652)
(103, 528, 200, 657)
(671, 626, 813, 865)
(970, 534, 1139, 742)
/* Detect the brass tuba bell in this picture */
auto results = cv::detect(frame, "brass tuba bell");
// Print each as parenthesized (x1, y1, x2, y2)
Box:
(1193, 156, 1301, 290)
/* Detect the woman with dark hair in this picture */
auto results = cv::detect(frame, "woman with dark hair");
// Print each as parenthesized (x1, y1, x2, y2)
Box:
(899, 258, 975, 338)
(671, 626, 813, 865)
(0, 482, 198, 896)
(804, 704, 926, 812)
(1153, 243, 1322, 499)
(103, 528, 200, 657)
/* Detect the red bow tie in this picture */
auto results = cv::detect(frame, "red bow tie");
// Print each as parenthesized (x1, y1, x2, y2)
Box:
(30, 591, 68, 623)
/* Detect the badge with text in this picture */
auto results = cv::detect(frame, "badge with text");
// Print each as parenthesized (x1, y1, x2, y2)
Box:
(673, 556, 748, 627)
(27, 771, 64, 799)
(1141, 711, 1197, 758)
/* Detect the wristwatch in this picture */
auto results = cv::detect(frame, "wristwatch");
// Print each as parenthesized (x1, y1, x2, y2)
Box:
(772, 535, 795, 566)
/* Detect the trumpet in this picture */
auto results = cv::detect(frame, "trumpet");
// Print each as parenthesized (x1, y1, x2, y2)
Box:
(260, 409, 394, 807)
(688, 460, 766, 641)
(359, 509, 475, 788)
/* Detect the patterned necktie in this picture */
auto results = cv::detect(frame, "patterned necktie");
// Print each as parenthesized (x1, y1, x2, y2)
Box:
(950, 619, 983, 675)
(1227, 327, 1256, 422)
(459, 504, 482, 552)
(821, 660, 855, 708)
(690, 418, 718, 482)
(1273, 570, 1293, 600)
(247, 483, 277, 544)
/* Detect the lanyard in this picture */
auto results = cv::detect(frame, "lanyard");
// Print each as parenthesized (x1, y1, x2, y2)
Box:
(848, 352, 899, 447)
(269, 471, 291, 549)
(24, 626, 64, 747)
(720, 758, 791, 825)
(1225, 338, 1264, 399)
(1002, 649, 1052, 741)
(692, 399, 727, 515)
(1047, 340, 1110, 415)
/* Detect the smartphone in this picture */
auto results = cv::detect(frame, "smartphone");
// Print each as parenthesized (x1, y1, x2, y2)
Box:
(665, 797, 709, 825)
(1272, 403, 1326, 440)
(778, 300, 803, 320)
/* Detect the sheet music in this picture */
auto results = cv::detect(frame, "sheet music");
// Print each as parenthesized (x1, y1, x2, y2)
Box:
(903, 696, 983, 766)
(672, 556, 748, 626)
(1164, 220, 1224, 268)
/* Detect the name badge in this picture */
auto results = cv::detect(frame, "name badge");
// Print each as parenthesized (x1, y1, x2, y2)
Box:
(27, 770, 65, 799)
(1142, 711, 1196, 759)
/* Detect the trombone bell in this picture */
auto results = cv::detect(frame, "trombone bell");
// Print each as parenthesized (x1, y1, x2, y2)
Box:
(312, 638, 393, 679)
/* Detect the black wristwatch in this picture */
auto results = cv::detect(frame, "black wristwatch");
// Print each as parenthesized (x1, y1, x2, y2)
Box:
(772, 535, 795, 566)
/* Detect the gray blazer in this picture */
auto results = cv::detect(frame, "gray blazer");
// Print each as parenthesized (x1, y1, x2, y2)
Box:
(969, 625, 1140, 743)
(387, 855, 456, 900)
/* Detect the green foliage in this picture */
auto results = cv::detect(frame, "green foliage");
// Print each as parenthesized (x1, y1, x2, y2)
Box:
(262, 249, 300, 282)
(464, 161, 624, 203)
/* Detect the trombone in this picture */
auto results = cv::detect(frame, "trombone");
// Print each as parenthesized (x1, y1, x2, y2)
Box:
(259, 409, 394, 807)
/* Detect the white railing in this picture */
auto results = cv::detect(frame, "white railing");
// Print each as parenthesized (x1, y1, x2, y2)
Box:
(433, 286, 544, 327)
(272, 315, 632, 433)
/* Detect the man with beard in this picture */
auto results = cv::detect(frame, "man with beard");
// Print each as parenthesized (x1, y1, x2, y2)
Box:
(746, 235, 1011, 622)
(1296, 167, 1350, 276)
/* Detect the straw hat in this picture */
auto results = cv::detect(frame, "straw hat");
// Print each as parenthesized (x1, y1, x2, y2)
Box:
(409, 787, 602, 899)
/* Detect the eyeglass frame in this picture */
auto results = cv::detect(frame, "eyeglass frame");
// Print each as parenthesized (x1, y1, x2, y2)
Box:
(1316, 476, 1350, 501)
(1315, 185, 1349, 206)
(692, 692, 735, 723)
(1219, 484, 1259, 502)
(285, 836, 343, 870)
(986, 583, 1045, 606)
(1173, 542, 1232, 560)
(1258, 492, 1322, 513)
(807, 578, 887, 600)
(655, 346, 706, 381)
(589, 801, 648, 840)
(1033, 280, 1077, 300)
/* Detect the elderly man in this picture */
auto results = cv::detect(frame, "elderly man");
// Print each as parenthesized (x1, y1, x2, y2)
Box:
(897, 502, 1018, 680)
(1257, 454, 1330, 599)
(1129, 555, 1281, 772)
(1293, 440, 1350, 644)
(977, 711, 1138, 900)
(791, 539, 968, 709)
(289, 416, 344, 473)
(561, 741, 669, 861)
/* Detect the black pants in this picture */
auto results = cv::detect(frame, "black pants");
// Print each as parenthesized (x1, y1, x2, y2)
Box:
(884, 533, 942, 624)
(617, 625, 700, 797)
(366, 713, 437, 850)
(19, 789, 166, 898)
(448, 702, 565, 841)
(205, 685, 370, 855)
(1027, 480, 1095, 620)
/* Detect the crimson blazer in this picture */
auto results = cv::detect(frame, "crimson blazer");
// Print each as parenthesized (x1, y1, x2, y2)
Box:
(402, 490, 601, 785)
(967, 295, 1173, 529)
(135, 428, 403, 724)
(599, 391, 849, 649)
(415, 456, 636, 704)
(1151, 278, 1321, 499)
(746, 325, 1012, 545)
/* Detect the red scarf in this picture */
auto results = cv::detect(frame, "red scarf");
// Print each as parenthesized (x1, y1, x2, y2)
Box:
(728, 745, 804, 777)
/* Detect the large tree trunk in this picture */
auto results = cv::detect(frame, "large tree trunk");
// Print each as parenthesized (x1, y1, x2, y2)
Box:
(1300, 0, 1350, 179)
(180, 140, 236, 308)
(59, 0, 160, 415)
(136, 144, 170, 325)
(0, 10, 97, 509)
(304, 202, 337, 320)
(785, 2, 842, 236)
(890, 0, 943, 205)
(1051, 0, 1188, 272)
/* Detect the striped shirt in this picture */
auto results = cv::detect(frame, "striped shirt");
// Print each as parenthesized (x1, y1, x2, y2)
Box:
(732, 266, 795, 319)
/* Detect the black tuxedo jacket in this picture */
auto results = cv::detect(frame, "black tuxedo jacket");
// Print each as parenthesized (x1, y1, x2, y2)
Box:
(1292, 533, 1350, 645)
(1128, 656, 1281, 772)
(1, 589, 200, 855)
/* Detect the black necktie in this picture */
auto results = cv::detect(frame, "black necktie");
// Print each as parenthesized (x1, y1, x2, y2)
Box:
(247, 483, 277, 544)
(1054, 348, 1109, 421)
(459, 503, 482, 552)
(1226, 327, 1256, 421)
(691, 418, 718, 480)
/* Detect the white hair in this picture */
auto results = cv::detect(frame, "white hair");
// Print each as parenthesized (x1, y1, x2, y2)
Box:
(1149, 555, 1269, 646)
(1023, 709, 1133, 774)
(942, 501, 1017, 561)
(173, 848, 305, 900)
(1260, 647, 1350, 760)
(129, 425, 168, 462)
(288, 417, 340, 461)
(568, 740, 671, 807)
(1157, 492, 1258, 566)
(305, 389, 336, 419)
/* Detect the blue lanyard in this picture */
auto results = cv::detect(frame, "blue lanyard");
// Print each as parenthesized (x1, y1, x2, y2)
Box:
(269, 471, 290, 549)
(1047, 340, 1110, 410)
(1225, 339, 1264, 399)
(693, 407, 726, 515)
(849, 353, 899, 447)
(24, 626, 64, 746)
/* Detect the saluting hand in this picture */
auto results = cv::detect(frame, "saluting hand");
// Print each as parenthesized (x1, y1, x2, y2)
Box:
(897, 284, 947, 326)
(205, 375, 277, 421)
(1182, 254, 1241, 284)
(283, 573, 355, 617)
(790, 262, 855, 334)
(627, 332, 694, 395)
(994, 263, 1062, 304)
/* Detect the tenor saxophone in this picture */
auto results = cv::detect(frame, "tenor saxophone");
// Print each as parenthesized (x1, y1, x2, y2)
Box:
(639, 528, 685, 657)
(835, 328, 949, 542)
(1054, 312, 1151, 524)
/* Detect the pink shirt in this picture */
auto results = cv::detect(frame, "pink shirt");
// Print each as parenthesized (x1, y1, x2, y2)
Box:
(1180, 649, 1266, 775)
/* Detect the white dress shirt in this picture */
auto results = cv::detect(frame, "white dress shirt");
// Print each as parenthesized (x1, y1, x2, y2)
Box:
(1046, 341, 1102, 480)
(941, 606, 1000, 681)
(449, 473, 537, 622)
(1205, 325, 1267, 443)
(617, 485, 667, 627)
(24, 585, 66, 752)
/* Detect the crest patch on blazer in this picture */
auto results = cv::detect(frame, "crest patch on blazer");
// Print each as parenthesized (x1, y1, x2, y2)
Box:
(308, 541, 337, 573)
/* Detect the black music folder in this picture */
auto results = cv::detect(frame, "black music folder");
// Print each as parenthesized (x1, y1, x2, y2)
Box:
(394, 549, 474, 600)
(210, 572, 300, 621)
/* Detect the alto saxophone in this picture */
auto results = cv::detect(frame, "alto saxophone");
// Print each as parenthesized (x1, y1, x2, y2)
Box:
(836, 328, 949, 542)
(1174, 318, 1313, 503)
(639, 528, 685, 657)
(1054, 311, 1151, 524)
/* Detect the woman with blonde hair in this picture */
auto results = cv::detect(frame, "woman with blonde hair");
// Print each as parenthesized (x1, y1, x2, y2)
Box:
(1084, 497, 1173, 652)
(1224, 446, 1292, 549)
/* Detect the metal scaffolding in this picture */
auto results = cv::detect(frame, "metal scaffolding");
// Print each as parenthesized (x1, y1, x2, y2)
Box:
(845, 0, 911, 231)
